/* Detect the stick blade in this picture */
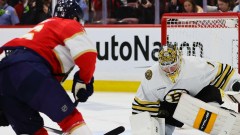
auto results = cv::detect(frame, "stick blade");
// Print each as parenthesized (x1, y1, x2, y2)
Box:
(45, 126, 63, 134)
(104, 126, 125, 135)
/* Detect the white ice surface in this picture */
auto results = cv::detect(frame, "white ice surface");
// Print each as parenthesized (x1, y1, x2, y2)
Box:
(0, 92, 210, 135)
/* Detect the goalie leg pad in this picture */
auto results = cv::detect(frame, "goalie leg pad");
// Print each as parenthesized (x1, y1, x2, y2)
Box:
(173, 93, 240, 135)
(130, 112, 165, 135)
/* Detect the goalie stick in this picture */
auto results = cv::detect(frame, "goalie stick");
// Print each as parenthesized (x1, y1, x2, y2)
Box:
(45, 126, 125, 135)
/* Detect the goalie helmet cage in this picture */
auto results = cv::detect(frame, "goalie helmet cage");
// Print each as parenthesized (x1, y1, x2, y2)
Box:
(161, 13, 240, 73)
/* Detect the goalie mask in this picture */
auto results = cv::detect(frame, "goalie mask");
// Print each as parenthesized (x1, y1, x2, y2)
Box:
(53, 0, 84, 23)
(158, 44, 182, 82)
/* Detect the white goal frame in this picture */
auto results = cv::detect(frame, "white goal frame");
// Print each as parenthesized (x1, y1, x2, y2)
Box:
(161, 13, 240, 73)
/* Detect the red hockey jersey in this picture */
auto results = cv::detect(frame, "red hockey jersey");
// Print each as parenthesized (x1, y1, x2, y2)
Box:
(3, 17, 97, 83)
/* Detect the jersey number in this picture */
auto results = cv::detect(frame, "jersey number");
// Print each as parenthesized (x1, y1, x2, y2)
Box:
(21, 25, 44, 40)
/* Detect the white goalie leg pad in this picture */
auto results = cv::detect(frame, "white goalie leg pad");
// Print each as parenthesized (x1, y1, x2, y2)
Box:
(130, 111, 165, 135)
(63, 123, 92, 135)
(173, 93, 240, 135)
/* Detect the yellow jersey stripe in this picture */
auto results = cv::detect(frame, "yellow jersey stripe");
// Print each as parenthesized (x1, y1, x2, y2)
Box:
(220, 69, 235, 90)
(134, 97, 160, 105)
(214, 65, 231, 88)
(132, 105, 159, 112)
(211, 63, 222, 84)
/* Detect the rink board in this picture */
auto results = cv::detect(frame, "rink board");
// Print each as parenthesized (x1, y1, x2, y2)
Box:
(0, 25, 238, 92)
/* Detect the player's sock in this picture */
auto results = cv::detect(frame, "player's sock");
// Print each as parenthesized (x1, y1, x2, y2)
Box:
(58, 108, 92, 134)
(34, 127, 48, 135)
(65, 123, 92, 135)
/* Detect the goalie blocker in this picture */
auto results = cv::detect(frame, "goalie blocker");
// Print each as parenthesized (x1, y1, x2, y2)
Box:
(173, 93, 240, 135)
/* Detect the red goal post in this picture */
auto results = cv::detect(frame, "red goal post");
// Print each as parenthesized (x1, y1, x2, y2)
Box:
(161, 13, 240, 73)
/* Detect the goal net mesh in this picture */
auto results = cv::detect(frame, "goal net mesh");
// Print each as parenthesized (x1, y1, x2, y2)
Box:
(161, 13, 239, 71)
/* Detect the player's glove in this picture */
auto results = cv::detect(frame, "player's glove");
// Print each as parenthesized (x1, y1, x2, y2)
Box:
(72, 71, 94, 102)
(0, 110, 9, 127)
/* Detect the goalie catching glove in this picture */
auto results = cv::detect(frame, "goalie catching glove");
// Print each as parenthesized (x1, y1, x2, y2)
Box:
(72, 71, 94, 102)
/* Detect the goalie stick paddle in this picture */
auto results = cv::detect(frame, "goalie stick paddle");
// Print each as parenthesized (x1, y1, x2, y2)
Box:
(45, 126, 125, 135)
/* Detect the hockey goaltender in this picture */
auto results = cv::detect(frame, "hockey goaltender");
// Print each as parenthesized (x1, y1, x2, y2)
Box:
(131, 43, 240, 135)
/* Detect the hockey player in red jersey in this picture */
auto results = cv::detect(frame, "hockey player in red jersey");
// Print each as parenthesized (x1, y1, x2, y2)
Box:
(0, 0, 97, 134)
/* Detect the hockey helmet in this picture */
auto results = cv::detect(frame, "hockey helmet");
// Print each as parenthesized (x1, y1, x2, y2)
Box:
(53, 0, 83, 22)
(158, 44, 182, 74)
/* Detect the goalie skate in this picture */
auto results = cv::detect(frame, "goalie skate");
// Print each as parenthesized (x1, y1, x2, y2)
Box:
(173, 93, 240, 135)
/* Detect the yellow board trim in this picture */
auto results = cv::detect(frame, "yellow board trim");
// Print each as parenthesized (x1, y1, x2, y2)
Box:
(62, 80, 140, 92)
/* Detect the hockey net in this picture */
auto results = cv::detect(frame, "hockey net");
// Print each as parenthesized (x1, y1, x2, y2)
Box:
(161, 13, 240, 72)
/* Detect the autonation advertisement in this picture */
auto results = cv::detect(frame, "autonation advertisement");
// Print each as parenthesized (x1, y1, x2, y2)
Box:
(0, 26, 238, 81)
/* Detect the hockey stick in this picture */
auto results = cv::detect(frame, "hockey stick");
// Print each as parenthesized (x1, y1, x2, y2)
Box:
(45, 101, 125, 134)
(45, 126, 125, 135)
(44, 126, 63, 134)
(104, 126, 125, 135)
